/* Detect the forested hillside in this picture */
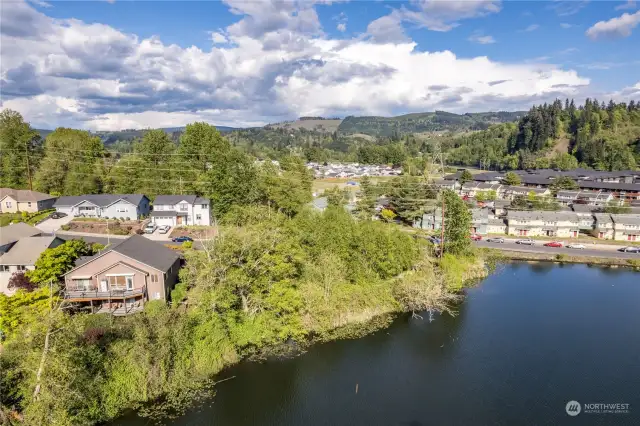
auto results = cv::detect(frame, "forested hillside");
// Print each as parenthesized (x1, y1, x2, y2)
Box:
(444, 99, 640, 171)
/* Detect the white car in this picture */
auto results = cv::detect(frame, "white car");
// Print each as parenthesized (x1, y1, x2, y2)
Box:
(566, 243, 585, 249)
(515, 238, 535, 245)
(144, 223, 158, 234)
(158, 225, 171, 234)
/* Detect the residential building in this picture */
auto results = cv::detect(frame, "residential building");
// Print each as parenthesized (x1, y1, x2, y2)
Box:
(487, 218, 507, 234)
(594, 214, 615, 239)
(0, 236, 65, 296)
(0, 188, 57, 213)
(502, 186, 550, 200)
(63, 235, 181, 315)
(574, 190, 613, 206)
(414, 208, 443, 231)
(0, 222, 42, 254)
(471, 208, 488, 235)
(54, 194, 150, 220)
(611, 214, 640, 242)
(556, 190, 581, 205)
(506, 211, 581, 238)
(150, 195, 211, 227)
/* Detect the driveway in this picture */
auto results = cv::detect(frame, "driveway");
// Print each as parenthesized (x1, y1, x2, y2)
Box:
(143, 229, 172, 241)
(37, 215, 74, 233)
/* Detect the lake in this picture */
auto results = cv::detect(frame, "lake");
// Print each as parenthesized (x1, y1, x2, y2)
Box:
(122, 263, 640, 426)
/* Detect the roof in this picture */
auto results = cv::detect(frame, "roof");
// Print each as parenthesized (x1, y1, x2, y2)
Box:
(66, 235, 180, 274)
(0, 236, 61, 266)
(311, 197, 328, 210)
(610, 214, 640, 226)
(594, 213, 613, 224)
(0, 222, 42, 246)
(0, 188, 56, 202)
(571, 204, 601, 213)
(54, 194, 147, 208)
(150, 211, 178, 217)
(153, 195, 210, 205)
(506, 210, 580, 223)
(488, 218, 506, 226)
(471, 208, 488, 222)
(578, 181, 640, 192)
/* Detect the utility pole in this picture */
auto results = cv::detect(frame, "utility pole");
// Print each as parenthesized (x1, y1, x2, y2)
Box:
(25, 140, 33, 190)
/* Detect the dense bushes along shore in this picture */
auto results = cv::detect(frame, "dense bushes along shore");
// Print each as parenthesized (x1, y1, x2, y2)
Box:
(0, 206, 486, 425)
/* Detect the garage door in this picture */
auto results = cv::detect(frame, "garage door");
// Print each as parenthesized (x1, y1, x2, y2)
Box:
(55, 206, 73, 215)
(152, 216, 174, 226)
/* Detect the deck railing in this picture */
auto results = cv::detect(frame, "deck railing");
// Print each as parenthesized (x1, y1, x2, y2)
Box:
(64, 285, 146, 300)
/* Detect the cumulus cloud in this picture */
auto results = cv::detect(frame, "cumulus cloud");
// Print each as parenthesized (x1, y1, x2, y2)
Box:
(0, 0, 599, 130)
(586, 10, 640, 39)
(468, 31, 496, 44)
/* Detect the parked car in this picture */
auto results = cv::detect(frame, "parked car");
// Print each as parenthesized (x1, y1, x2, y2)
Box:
(144, 223, 157, 234)
(486, 237, 504, 243)
(158, 225, 171, 234)
(470, 234, 482, 241)
(425, 236, 441, 244)
(566, 243, 585, 249)
(619, 246, 640, 253)
(50, 212, 67, 219)
(171, 236, 193, 243)
(515, 238, 535, 245)
(544, 241, 563, 248)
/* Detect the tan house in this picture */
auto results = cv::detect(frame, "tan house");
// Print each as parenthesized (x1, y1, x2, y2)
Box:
(487, 218, 507, 234)
(594, 213, 614, 239)
(506, 210, 581, 238)
(63, 235, 181, 315)
(611, 214, 640, 242)
(0, 188, 57, 213)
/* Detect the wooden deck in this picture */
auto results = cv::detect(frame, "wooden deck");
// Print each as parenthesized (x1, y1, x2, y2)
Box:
(64, 286, 145, 300)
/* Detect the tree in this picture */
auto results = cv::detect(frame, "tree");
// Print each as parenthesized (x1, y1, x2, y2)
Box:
(390, 176, 433, 224)
(0, 109, 42, 189)
(442, 190, 472, 255)
(7, 271, 36, 292)
(551, 153, 578, 170)
(356, 176, 377, 219)
(325, 186, 349, 207)
(259, 155, 313, 216)
(178, 123, 230, 193)
(459, 169, 473, 186)
(34, 128, 105, 195)
(550, 176, 578, 193)
(604, 200, 631, 214)
(27, 240, 95, 285)
(502, 171, 522, 186)
(380, 208, 396, 222)
(475, 191, 486, 202)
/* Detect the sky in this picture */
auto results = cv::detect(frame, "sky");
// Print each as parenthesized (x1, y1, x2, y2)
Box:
(1, 0, 639, 131)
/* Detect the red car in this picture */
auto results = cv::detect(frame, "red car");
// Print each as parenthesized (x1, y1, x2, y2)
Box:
(470, 234, 482, 241)
(544, 241, 563, 248)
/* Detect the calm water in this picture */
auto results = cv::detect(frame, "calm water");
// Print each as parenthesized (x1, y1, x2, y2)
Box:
(122, 263, 640, 426)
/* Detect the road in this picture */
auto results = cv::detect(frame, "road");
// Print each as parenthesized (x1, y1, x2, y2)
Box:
(474, 240, 640, 260)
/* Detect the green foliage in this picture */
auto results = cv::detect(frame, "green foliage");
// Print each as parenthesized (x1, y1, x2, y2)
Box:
(259, 155, 313, 216)
(442, 189, 472, 255)
(182, 241, 193, 249)
(389, 175, 435, 224)
(551, 152, 579, 170)
(0, 287, 55, 340)
(459, 169, 473, 185)
(502, 171, 522, 186)
(603, 200, 631, 214)
(0, 109, 42, 189)
(550, 176, 579, 193)
(356, 175, 377, 219)
(380, 208, 396, 222)
(27, 240, 94, 285)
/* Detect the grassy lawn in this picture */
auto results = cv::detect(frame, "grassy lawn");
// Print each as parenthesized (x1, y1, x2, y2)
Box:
(0, 209, 54, 227)
(312, 175, 399, 194)
(0, 213, 22, 227)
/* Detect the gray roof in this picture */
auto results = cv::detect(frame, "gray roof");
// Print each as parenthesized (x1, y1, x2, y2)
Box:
(506, 210, 580, 223)
(610, 214, 640, 226)
(150, 211, 178, 217)
(488, 218, 506, 226)
(0, 223, 41, 246)
(594, 213, 613, 224)
(0, 236, 62, 266)
(471, 208, 488, 222)
(153, 195, 210, 205)
(0, 188, 56, 202)
(54, 194, 147, 208)
(571, 204, 601, 213)
(311, 197, 328, 211)
(107, 235, 180, 272)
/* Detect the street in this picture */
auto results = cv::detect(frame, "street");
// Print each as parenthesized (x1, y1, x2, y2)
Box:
(474, 240, 640, 260)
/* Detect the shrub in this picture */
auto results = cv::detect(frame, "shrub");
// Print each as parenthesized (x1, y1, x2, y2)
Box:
(60, 224, 71, 231)
(7, 272, 37, 292)
(135, 229, 144, 235)
(182, 241, 193, 249)
(119, 217, 125, 221)
(555, 254, 567, 262)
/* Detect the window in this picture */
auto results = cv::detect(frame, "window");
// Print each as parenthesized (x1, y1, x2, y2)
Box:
(151, 274, 158, 283)
(108, 275, 133, 290)
(0, 266, 9, 272)
(5, 201, 11, 208)
(116, 207, 128, 213)
(28, 202, 32, 207)
(201, 204, 208, 209)
(196, 214, 202, 220)
(126, 276, 133, 290)
(16, 265, 26, 271)
(73, 279, 92, 291)
(179, 203, 188, 211)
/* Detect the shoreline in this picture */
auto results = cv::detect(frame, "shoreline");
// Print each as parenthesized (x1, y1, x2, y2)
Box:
(484, 248, 640, 269)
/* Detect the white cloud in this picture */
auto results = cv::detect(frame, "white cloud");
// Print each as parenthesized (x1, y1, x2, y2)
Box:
(615, 1, 637, 11)
(522, 24, 540, 32)
(586, 10, 640, 39)
(547, 1, 588, 17)
(468, 31, 496, 44)
(0, 0, 602, 130)
(210, 31, 228, 44)
(560, 23, 573, 28)
(337, 23, 346, 32)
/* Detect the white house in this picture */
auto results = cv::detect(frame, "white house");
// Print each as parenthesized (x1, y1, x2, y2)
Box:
(150, 195, 211, 227)
(611, 214, 640, 242)
(53, 194, 150, 220)
(506, 210, 581, 238)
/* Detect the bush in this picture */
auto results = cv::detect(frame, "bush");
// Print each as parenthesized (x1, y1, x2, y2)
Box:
(119, 217, 125, 222)
(182, 241, 193, 249)
(7, 271, 36, 292)
(60, 224, 71, 231)
(555, 254, 567, 262)
(135, 229, 144, 235)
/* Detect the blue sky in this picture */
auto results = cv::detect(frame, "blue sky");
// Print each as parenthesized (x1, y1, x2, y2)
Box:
(2, 0, 639, 129)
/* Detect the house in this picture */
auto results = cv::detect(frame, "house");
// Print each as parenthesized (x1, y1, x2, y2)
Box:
(414, 208, 443, 231)
(62, 235, 181, 315)
(502, 186, 550, 200)
(610, 214, 640, 242)
(594, 213, 614, 239)
(0, 222, 42, 254)
(310, 197, 329, 212)
(54, 194, 150, 220)
(151, 195, 211, 227)
(0, 188, 57, 213)
(471, 208, 489, 235)
(506, 211, 581, 238)
(487, 218, 507, 234)
(1, 236, 65, 296)
(556, 190, 581, 205)
(574, 190, 613, 206)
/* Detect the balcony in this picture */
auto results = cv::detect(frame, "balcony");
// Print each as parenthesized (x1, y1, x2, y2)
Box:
(64, 285, 146, 300)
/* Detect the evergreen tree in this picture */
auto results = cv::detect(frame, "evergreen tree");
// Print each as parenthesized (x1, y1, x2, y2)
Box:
(442, 190, 471, 255)
(0, 110, 42, 189)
